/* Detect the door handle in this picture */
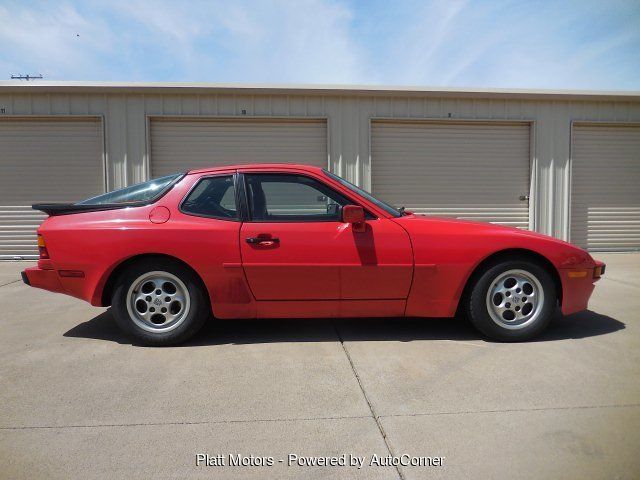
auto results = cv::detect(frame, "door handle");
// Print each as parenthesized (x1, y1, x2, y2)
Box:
(246, 236, 280, 246)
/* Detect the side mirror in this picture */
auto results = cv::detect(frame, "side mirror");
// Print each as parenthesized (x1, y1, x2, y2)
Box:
(342, 205, 366, 232)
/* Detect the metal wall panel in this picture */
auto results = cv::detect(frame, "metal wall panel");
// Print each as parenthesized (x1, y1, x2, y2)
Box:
(1, 88, 639, 250)
(371, 120, 531, 228)
(149, 117, 328, 177)
(571, 124, 640, 251)
(0, 117, 104, 258)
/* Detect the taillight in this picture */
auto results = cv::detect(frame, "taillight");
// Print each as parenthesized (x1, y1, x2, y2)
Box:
(37, 235, 49, 259)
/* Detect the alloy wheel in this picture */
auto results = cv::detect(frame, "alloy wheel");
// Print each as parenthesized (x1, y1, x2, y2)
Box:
(485, 269, 545, 330)
(126, 271, 191, 333)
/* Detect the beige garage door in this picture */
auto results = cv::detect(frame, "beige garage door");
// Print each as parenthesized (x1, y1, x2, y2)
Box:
(150, 118, 327, 177)
(0, 117, 104, 259)
(571, 124, 640, 251)
(371, 120, 531, 228)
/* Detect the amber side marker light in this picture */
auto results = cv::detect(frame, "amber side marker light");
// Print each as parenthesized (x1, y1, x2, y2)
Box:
(58, 270, 85, 278)
(567, 270, 588, 279)
(37, 235, 49, 259)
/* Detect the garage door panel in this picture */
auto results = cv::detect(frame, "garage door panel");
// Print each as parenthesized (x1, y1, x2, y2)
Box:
(372, 121, 531, 228)
(571, 125, 640, 251)
(150, 118, 327, 177)
(0, 118, 104, 259)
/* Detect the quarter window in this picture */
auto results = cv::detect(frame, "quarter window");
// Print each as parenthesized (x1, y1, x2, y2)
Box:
(181, 175, 238, 220)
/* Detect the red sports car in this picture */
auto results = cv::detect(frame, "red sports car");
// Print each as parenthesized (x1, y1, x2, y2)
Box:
(23, 164, 605, 345)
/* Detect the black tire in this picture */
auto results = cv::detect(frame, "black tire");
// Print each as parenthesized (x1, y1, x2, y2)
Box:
(465, 258, 556, 342)
(111, 258, 210, 346)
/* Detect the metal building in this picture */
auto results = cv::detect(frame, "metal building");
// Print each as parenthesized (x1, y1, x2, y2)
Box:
(0, 82, 639, 258)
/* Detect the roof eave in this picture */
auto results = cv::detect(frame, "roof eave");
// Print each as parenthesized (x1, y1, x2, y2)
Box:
(0, 81, 639, 102)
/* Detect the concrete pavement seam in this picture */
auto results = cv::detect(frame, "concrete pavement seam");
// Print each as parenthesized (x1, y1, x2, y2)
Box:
(0, 279, 20, 288)
(0, 414, 373, 431)
(378, 402, 640, 419)
(601, 276, 640, 288)
(332, 322, 405, 480)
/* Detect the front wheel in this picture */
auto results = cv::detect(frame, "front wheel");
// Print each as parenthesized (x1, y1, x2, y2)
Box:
(111, 259, 210, 346)
(465, 259, 557, 341)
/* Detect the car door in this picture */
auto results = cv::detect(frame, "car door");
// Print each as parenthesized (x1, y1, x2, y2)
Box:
(238, 171, 413, 303)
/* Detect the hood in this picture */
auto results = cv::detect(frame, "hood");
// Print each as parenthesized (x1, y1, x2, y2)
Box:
(404, 212, 554, 239)
(397, 213, 595, 268)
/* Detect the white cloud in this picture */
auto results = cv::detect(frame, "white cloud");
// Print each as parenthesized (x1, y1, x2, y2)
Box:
(0, 0, 638, 88)
(400, 0, 471, 85)
(0, 0, 365, 83)
(224, 0, 364, 83)
(0, 2, 115, 78)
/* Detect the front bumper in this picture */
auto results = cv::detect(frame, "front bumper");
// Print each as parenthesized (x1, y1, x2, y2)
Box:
(594, 260, 606, 278)
(560, 261, 605, 315)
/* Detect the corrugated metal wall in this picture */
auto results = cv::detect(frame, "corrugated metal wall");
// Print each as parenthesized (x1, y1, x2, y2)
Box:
(0, 89, 639, 242)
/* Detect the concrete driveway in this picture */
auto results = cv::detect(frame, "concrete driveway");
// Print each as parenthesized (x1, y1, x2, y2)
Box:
(1, 254, 638, 479)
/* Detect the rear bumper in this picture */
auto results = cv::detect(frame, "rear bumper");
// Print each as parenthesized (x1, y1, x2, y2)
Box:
(23, 266, 96, 304)
(22, 266, 65, 294)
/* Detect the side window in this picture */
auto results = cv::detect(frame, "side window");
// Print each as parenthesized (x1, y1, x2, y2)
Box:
(245, 174, 352, 222)
(181, 175, 238, 220)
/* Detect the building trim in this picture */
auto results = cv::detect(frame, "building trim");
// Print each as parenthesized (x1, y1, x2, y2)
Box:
(1, 81, 639, 102)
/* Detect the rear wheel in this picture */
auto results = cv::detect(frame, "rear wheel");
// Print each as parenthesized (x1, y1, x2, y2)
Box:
(111, 259, 209, 346)
(465, 259, 556, 341)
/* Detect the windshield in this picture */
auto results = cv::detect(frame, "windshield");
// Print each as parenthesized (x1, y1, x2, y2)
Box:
(322, 169, 402, 218)
(77, 173, 183, 205)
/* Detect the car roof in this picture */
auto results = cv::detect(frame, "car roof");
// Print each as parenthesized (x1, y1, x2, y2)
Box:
(188, 163, 325, 175)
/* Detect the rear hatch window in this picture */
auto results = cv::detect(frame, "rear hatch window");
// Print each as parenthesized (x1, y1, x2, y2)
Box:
(77, 173, 183, 205)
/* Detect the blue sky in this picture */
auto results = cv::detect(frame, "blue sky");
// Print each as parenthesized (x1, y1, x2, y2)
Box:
(1, 0, 639, 90)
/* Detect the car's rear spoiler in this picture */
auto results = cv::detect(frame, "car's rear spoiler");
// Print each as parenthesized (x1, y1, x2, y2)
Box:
(32, 203, 130, 216)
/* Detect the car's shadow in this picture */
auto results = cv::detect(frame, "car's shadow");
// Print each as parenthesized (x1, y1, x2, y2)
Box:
(64, 309, 625, 347)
